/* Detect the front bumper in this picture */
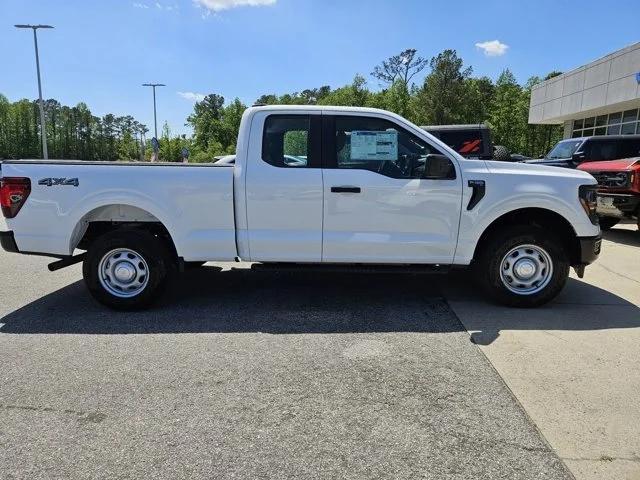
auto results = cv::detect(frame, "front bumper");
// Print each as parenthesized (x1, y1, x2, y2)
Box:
(578, 235, 602, 265)
(0, 231, 19, 253)
(596, 193, 640, 218)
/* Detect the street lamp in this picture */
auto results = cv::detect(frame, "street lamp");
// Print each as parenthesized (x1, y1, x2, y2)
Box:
(142, 83, 165, 139)
(15, 24, 54, 160)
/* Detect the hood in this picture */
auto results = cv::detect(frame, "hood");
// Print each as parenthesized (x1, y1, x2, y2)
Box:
(578, 157, 640, 172)
(484, 159, 594, 181)
(522, 158, 572, 168)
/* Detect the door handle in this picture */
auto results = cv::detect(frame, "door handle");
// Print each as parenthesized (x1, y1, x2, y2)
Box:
(331, 186, 361, 194)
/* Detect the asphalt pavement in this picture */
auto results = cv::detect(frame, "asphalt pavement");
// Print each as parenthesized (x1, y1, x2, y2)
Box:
(0, 252, 573, 480)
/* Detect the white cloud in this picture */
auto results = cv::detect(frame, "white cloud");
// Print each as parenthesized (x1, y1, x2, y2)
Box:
(155, 2, 177, 10)
(178, 91, 206, 102)
(475, 40, 509, 57)
(194, 0, 276, 13)
(134, 1, 177, 10)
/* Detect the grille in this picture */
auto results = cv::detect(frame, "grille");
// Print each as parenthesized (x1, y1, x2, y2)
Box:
(592, 172, 630, 188)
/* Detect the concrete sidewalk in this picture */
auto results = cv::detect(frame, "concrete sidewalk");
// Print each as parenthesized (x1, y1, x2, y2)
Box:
(446, 224, 640, 480)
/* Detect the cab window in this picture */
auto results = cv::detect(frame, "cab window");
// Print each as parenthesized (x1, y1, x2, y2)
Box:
(584, 140, 620, 161)
(619, 138, 640, 158)
(331, 116, 448, 179)
(262, 115, 319, 168)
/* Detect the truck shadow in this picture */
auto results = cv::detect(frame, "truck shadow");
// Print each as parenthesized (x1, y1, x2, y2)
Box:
(603, 227, 640, 247)
(1, 267, 639, 344)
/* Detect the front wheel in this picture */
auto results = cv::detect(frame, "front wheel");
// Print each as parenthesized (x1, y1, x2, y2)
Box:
(475, 226, 570, 308)
(83, 229, 173, 310)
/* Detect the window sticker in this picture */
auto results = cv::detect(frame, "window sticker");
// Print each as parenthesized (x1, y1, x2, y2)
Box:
(351, 130, 398, 161)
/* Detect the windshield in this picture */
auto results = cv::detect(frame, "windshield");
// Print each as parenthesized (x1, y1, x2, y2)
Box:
(545, 140, 583, 160)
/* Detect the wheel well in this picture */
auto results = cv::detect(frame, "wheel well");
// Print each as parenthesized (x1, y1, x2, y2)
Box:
(73, 205, 178, 261)
(71, 205, 176, 257)
(473, 208, 581, 265)
(76, 221, 178, 260)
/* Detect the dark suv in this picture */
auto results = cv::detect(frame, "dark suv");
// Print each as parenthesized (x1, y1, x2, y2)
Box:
(525, 135, 640, 168)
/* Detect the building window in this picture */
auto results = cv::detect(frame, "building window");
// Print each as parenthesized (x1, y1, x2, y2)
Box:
(572, 108, 639, 137)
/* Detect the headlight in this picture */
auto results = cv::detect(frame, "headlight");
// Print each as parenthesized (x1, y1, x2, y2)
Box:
(578, 184, 598, 225)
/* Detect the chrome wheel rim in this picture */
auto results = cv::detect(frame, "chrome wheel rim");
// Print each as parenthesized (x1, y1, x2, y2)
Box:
(98, 248, 149, 298)
(499, 244, 553, 296)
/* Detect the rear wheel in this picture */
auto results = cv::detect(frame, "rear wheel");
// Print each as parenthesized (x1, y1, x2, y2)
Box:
(475, 226, 570, 308)
(598, 217, 620, 231)
(83, 229, 173, 310)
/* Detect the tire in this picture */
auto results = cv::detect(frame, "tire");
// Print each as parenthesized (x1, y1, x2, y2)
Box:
(185, 261, 207, 269)
(475, 226, 570, 308)
(493, 145, 511, 162)
(83, 229, 174, 310)
(598, 217, 620, 231)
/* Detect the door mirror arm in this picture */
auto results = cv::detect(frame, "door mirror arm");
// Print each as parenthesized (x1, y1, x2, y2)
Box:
(572, 152, 586, 163)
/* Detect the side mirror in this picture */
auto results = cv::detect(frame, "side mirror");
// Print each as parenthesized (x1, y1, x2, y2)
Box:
(423, 154, 456, 180)
(572, 152, 586, 163)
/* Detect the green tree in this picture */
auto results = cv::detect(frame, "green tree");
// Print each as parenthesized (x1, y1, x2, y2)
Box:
(319, 75, 369, 107)
(461, 76, 495, 124)
(186, 94, 248, 159)
(489, 69, 529, 154)
(0, 50, 566, 163)
(371, 48, 428, 90)
(416, 49, 473, 125)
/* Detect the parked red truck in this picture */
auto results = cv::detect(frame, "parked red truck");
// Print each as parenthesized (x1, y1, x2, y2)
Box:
(578, 158, 640, 230)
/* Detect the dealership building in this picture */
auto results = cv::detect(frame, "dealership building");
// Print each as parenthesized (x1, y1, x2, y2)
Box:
(529, 42, 640, 139)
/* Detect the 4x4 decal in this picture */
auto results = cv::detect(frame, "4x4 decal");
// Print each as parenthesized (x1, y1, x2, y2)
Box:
(38, 178, 79, 187)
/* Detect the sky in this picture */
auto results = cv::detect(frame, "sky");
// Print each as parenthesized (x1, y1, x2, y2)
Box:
(1, 0, 639, 136)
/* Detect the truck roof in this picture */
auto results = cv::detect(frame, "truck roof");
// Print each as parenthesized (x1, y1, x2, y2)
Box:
(420, 124, 488, 131)
(248, 105, 396, 115)
(563, 134, 640, 142)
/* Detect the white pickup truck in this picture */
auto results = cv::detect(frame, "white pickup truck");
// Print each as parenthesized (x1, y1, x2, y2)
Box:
(1, 106, 601, 310)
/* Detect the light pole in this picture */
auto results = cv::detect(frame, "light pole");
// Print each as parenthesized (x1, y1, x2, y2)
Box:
(15, 24, 54, 160)
(142, 83, 165, 139)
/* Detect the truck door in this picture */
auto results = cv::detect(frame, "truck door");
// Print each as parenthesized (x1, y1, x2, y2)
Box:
(321, 114, 462, 264)
(244, 112, 324, 262)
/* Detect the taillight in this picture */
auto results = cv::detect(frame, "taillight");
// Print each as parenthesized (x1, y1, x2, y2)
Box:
(0, 177, 31, 218)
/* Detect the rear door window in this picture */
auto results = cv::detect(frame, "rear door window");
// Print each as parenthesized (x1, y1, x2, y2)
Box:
(262, 115, 321, 168)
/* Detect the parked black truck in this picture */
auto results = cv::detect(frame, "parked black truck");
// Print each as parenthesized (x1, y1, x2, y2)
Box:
(421, 124, 520, 162)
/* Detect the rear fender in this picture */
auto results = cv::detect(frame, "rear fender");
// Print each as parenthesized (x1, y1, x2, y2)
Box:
(68, 191, 175, 255)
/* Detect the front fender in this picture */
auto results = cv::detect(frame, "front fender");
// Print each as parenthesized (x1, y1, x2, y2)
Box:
(454, 186, 598, 265)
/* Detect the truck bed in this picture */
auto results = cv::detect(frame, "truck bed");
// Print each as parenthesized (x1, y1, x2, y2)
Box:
(0, 160, 237, 261)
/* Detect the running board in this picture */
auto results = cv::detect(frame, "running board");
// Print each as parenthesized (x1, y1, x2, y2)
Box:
(250, 263, 450, 275)
(48, 253, 86, 272)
